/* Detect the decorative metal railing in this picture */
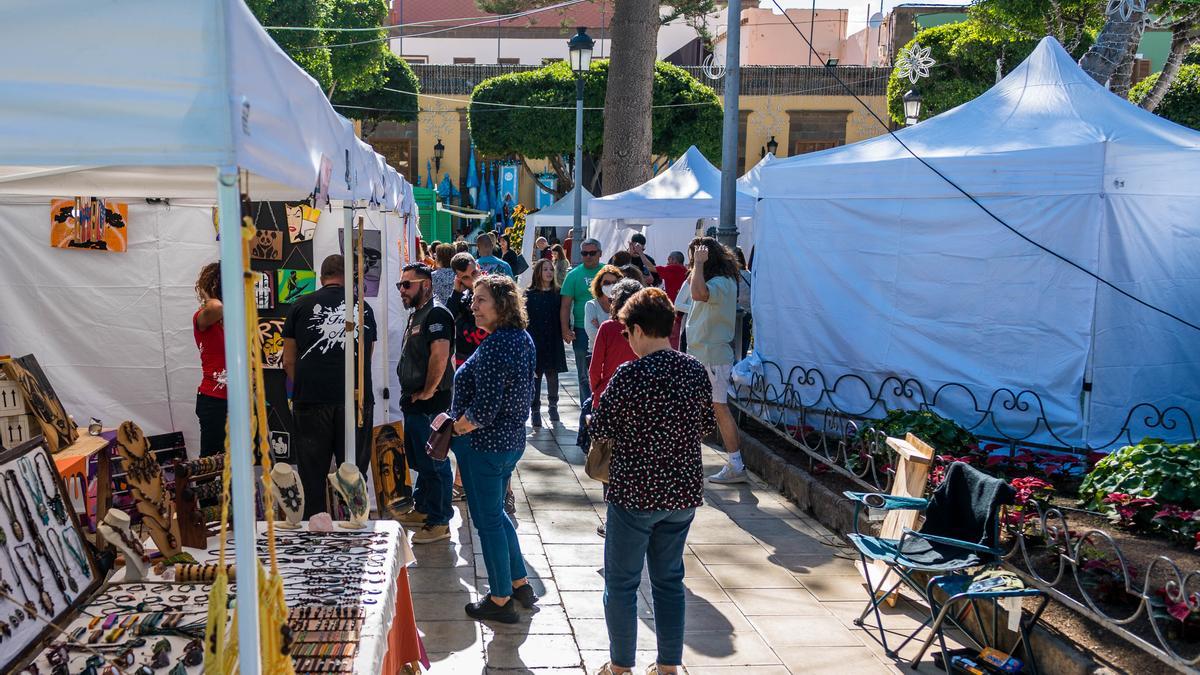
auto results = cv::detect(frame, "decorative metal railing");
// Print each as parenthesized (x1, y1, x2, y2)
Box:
(731, 359, 1200, 671)
(410, 64, 892, 97)
(1005, 503, 1200, 671)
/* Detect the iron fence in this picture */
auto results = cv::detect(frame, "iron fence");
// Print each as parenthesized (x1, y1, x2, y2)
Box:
(730, 358, 1200, 671)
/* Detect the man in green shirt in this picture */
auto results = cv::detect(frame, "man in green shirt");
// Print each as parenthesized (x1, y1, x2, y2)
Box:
(686, 237, 745, 484)
(559, 237, 603, 403)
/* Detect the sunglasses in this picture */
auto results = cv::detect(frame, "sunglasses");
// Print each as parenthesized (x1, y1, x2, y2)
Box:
(396, 279, 426, 290)
(580, 250, 600, 257)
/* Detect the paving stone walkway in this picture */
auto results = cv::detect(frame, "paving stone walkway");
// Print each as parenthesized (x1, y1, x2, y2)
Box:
(407, 369, 962, 674)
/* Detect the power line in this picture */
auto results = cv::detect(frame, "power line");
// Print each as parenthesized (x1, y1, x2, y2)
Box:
(766, 0, 1200, 334)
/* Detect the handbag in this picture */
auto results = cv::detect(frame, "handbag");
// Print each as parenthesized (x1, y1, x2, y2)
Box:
(585, 437, 612, 484)
(426, 415, 454, 462)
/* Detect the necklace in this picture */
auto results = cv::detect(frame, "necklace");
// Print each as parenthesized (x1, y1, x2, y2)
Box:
(278, 482, 302, 513)
(45, 529, 79, 593)
(333, 472, 366, 515)
(9, 474, 67, 595)
(0, 474, 24, 541)
(14, 544, 54, 616)
(16, 459, 49, 525)
(35, 452, 68, 525)
(104, 523, 147, 561)
(60, 527, 89, 575)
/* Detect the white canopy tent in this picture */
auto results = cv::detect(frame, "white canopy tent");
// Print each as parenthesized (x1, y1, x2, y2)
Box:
(588, 146, 757, 264)
(520, 186, 595, 285)
(737, 152, 777, 197)
(0, 1, 414, 670)
(750, 37, 1200, 449)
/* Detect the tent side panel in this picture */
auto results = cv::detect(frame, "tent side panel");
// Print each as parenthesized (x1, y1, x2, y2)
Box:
(749, 194, 1101, 447)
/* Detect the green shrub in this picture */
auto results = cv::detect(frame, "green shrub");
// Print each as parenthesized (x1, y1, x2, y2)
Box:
(1079, 439, 1200, 510)
(865, 409, 978, 456)
(1129, 64, 1200, 132)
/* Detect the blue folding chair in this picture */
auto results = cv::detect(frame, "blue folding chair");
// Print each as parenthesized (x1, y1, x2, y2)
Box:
(843, 462, 1043, 670)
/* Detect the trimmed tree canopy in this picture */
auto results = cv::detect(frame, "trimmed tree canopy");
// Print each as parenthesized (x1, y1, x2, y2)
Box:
(468, 59, 722, 162)
(1130, 63, 1200, 130)
(886, 21, 1040, 126)
(332, 51, 420, 124)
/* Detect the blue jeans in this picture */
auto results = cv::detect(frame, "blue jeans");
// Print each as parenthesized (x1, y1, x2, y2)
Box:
(403, 411, 453, 526)
(573, 331, 591, 404)
(454, 437, 527, 599)
(603, 504, 696, 668)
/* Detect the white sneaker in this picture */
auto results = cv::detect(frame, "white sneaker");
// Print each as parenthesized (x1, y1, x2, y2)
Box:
(708, 464, 747, 484)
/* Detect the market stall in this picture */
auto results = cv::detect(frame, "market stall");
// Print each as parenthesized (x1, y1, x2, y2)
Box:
(0, 0, 423, 672)
(588, 146, 756, 263)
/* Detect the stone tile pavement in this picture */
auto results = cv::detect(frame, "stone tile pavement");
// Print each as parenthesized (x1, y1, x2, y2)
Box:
(407, 372, 964, 674)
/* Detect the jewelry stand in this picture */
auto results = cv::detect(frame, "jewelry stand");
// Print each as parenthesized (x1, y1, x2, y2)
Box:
(115, 421, 182, 558)
(172, 454, 226, 548)
(271, 463, 304, 530)
(98, 509, 147, 581)
(328, 463, 369, 530)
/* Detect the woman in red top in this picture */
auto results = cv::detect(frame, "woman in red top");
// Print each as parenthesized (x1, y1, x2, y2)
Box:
(588, 279, 644, 400)
(193, 263, 227, 457)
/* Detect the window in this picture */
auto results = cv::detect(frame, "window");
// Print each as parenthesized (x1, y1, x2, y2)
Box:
(400, 55, 428, 64)
(498, 57, 520, 65)
(371, 138, 414, 184)
(1132, 58, 1152, 86)
(786, 110, 850, 156)
(453, 57, 476, 64)
(737, 110, 750, 174)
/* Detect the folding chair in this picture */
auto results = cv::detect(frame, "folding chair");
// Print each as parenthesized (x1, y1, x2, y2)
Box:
(843, 462, 1044, 670)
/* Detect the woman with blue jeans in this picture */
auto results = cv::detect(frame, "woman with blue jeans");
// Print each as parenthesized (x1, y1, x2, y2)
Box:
(589, 288, 716, 675)
(449, 274, 538, 624)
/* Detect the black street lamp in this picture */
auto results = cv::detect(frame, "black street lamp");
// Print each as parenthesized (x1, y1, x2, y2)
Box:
(903, 88, 923, 126)
(766, 135, 779, 156)
(568, 27, 594, 265)
(433, 138, 445, 172)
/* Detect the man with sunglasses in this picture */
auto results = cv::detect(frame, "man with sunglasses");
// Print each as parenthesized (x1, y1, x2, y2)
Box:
(396, 263, 455, 544)
(559, 238, 604, 403)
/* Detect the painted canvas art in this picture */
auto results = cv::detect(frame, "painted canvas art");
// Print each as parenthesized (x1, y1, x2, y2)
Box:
(276, 269, 315, 305)
(259, 318, 286, 370)
(254, 271, 275, 310)
(371, 421, 411, 518)
(0, 355, 78, 454)
(50, 198, 129, 253)
(250, 229, 283, 260)
(269, 430, 290, 460)
(285, 204, 319, 243)
(338, 228, 383, 297)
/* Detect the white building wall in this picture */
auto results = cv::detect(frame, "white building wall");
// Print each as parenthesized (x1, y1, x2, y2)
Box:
(393, 37, 613, 65)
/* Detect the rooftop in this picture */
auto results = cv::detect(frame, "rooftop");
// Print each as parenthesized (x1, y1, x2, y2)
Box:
(390, 0, 613, 30)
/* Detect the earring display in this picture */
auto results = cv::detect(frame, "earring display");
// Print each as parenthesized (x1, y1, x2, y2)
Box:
(0, 439, 99, 674)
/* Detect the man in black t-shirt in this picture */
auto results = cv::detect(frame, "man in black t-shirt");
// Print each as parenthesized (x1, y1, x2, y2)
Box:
(282, 254, 376, 517)
(396, 263, 455, 544)
(448, 253, 488, 366)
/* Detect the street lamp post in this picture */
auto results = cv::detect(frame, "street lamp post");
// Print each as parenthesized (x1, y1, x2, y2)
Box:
(766, 135, 778, 156)
(568, 27, 593, 265)
(717, 0, 743, 250)
(433, 138, 444, 173)
(903, 88, 923, 126)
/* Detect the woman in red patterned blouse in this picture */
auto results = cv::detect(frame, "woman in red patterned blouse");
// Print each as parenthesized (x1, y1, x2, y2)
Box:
(192, 263, 227, 457)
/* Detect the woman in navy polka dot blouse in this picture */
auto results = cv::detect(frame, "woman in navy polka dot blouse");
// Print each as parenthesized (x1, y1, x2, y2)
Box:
(449, 274, 538, 625)
(589, 287, 715, 675)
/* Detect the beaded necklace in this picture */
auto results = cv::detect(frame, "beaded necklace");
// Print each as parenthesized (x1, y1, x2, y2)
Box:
(16, 460, 49, 525)
(0, 473, 24, 541)
(45, 529, 79, 593)
(277, 481, 302, 513)
(9, 473, 68, 595)
(35, 452, 68, 525)
(14, 544, 54, 616)
(60, 527, 89, 575)
(333, 471, 366, 515)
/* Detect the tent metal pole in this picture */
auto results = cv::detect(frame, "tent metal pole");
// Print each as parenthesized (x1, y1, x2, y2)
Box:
(379, 210, 391, 423)
(717, 0, 742, 250)
(215, 167, 261, 675)
(343, 202, 356, 468)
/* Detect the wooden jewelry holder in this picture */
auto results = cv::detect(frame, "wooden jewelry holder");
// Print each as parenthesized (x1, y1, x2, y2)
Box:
(172, 454, 227, 549)
(114, 421, 182, 559)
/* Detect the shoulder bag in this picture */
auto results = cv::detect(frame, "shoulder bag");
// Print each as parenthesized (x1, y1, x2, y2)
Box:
(585, 436, 612, 484)
(426, 414, 454, 462)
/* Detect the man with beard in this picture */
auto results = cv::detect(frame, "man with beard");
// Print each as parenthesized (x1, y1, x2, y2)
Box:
(395, 263, 455, 544)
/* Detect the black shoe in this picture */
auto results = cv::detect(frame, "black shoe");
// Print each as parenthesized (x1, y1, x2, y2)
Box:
(512, 584, 539, 609)
(597, 523, 606, 538)
(465, 596, 519, 624)
(548, 406, 559, 422)
(530, 412, 542, 428)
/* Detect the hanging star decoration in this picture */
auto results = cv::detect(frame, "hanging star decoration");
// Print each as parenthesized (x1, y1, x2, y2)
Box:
(1106, 0, 1147, 21)
(896, 42, 935, 85)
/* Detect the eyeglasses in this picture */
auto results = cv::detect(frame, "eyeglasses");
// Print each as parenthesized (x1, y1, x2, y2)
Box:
(621, 326, 631, 339)
(396, 280, 425, 290)
(580, 250, 600, 257)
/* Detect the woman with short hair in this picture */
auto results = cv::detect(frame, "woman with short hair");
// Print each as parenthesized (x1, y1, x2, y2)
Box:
(450, 275, 538, 624)
(590, 288, 715, 675)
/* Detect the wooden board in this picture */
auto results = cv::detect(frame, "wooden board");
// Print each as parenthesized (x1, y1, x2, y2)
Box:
(862, 432, 935, 606)
(0, 355, 78, 454)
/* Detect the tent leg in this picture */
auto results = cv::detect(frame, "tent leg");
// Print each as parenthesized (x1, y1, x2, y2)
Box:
(343, 203, 356, 469)
(216, 167, 261, 675)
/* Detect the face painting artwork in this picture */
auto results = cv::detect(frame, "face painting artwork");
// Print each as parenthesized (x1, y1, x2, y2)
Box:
(285, 204, 319, 244)
(254, 271, 275, 310)
(259, 319, 286, 369)
(339, 228, 383, 297)
(370, 421, 411, 517)
(50, 198, 129, 252)
(0, 355, 78, 453)
(277, 269, 316, 305)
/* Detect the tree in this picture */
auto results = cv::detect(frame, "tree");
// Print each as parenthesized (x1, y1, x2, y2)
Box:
(969, 0, 1104, 53)
(474, 0, 717, 194)
(1136, 15, 1200, 111)
(246, 0, 334, 89)
(1130, 62, 1200, 129)
(467, 60, 721, 194)
(886, 21, 1039, 126)
(332, 51, 421, 134)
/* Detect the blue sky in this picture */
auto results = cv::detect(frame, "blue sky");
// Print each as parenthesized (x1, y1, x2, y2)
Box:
(769, 0, 967, 31)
